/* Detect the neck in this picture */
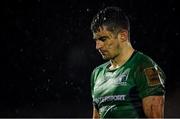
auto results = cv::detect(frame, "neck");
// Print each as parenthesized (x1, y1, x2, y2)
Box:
(110, 43, 134, 69)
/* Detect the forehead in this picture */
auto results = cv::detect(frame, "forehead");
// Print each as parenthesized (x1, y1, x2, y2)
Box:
(93, 26, 113, 39)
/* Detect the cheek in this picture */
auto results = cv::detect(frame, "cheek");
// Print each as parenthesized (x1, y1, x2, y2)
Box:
(107, 44, 113, 49)
(106, 41, 115, 49)
(110, 42, 121, 55)
(115, 41, 121, 50)
(108, 41, 119, 50)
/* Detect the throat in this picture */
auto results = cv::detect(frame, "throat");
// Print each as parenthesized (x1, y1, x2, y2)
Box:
(109, 49, 135, 70)
(109, 64, 121, 70)
(109, 59, 125, 70)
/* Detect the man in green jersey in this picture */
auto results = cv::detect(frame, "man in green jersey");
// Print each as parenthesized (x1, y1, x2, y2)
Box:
(90, 7, 165, 118)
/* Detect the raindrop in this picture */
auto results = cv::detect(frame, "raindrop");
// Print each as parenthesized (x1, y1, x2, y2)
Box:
(133, 40, 136, 45)
(45, 56, 49, 60)
(32, 103, 34, 107)
(20, 48, 23, 52)
(34, 88, 38, 92)
(55, 93, 60, 98)
(29, 77, 33, 81)
(42, 68, 46, 72)
(45, 37, 48, 40)
(15, 109, 19, 114)
(32, 18, 35, 22)
(172, 7, 176, 12)
(48, 79, 51, 82)
(66, 29, 70, 33)
(86, 8, 90, 12)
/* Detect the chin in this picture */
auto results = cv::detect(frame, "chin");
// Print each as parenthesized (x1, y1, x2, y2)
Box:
(102, 55, 111, 60)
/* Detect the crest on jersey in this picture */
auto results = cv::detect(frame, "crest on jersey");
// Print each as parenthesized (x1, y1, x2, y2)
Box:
(115, 68, 130, 86)
(144, 66, 161, 86)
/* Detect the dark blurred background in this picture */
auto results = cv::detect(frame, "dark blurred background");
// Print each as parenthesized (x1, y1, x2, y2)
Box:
(4, 0, 180, 117)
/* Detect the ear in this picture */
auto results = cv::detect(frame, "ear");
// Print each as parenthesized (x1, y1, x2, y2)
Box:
(117, 30, 128, 42)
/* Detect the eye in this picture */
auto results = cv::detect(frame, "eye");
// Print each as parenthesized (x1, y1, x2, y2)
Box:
(99, 37, 108, 42)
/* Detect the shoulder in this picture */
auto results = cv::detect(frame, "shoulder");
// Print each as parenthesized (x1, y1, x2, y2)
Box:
(90, 61, 110, 85)
(132, 51, 163, 78)
(135, 51, 166, 81)
(92, 61, 110, 74)
(135, 51, 157, 67)
(91, 61, 110, 80)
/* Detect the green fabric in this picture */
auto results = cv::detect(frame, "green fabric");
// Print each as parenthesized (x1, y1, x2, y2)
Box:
(91, 51, 165, 118)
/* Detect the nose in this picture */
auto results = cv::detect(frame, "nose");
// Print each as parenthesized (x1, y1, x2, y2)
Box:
(96, 40, 103, 50)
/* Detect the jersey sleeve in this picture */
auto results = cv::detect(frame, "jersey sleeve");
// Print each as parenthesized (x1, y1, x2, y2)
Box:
(90, 69, 96, 99)
(135, 57, 166, 99)
(91, 68, 100, 110)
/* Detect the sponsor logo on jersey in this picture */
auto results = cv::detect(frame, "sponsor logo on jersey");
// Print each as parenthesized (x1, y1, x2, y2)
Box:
(93, 95, 126, 107)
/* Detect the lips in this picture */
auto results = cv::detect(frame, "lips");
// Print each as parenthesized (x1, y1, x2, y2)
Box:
(99, 50, 107, 55)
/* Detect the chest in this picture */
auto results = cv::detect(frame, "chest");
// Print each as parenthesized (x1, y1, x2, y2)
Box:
(93, 68, 136, 98)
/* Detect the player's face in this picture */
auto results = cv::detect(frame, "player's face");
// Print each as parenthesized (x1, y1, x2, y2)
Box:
(93, 26, 121, 60)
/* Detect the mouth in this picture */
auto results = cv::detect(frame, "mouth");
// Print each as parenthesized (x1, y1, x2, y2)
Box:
(99, 50, 107, 55)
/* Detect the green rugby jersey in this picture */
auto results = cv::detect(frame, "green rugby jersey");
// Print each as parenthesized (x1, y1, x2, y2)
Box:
(91, 51, 165, 118)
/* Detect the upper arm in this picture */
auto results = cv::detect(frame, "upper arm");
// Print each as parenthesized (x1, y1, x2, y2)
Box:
(142, 96, 164, 118)
(135, 58, 165, 118)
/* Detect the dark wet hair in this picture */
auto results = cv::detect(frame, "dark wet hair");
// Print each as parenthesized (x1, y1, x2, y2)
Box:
(91, 7, 130, 36)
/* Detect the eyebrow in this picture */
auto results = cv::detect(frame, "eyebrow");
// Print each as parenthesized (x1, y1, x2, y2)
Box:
(93, 36, 109, 41)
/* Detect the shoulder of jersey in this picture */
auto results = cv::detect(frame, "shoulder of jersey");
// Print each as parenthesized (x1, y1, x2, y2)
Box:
(93, 61, 110, 71)
(136, 51, 155, 65)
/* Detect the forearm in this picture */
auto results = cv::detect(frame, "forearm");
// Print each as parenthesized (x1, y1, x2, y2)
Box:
(93, 106, 100, 119)
(143, 96, 164, 118)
